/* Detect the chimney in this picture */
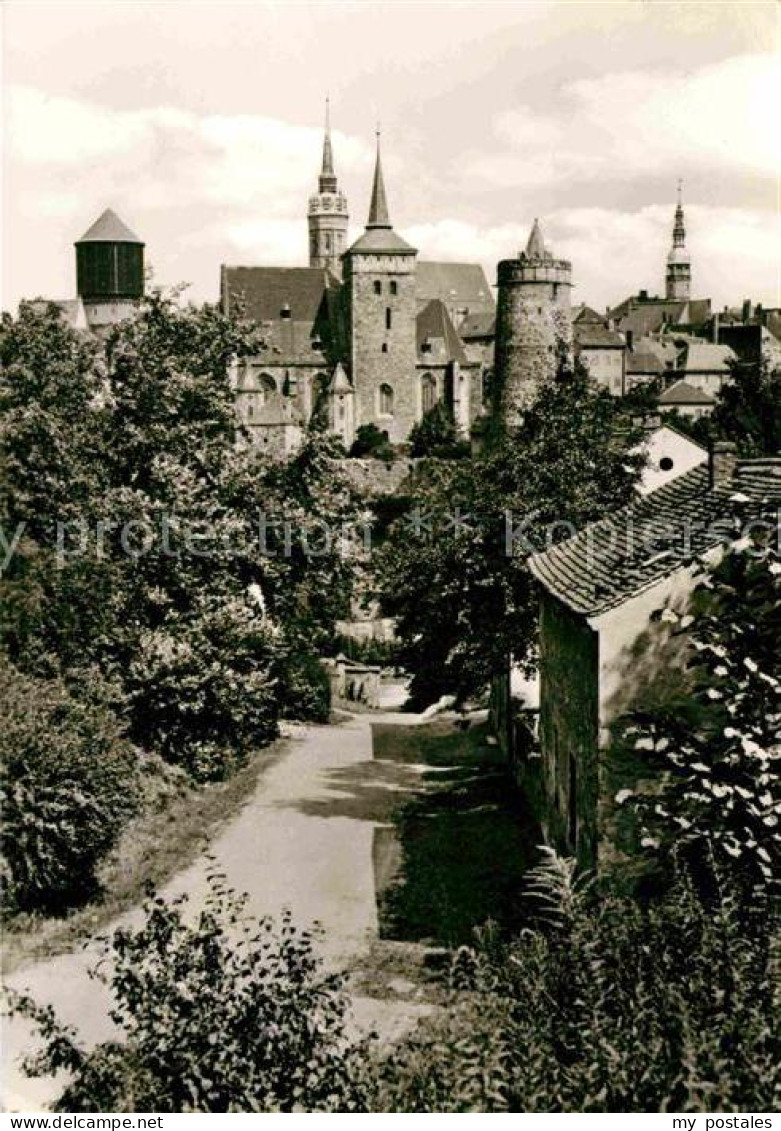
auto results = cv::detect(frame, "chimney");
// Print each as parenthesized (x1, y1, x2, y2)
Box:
(712, 311, 720, 344)
(742, 299, 752, 323)
(709, 441, 738, 488)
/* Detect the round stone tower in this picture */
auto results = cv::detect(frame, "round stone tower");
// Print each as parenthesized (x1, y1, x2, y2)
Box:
(75, 208, 144, 332)
(493, 219, 572, 424)
(308, 99, 349, 278)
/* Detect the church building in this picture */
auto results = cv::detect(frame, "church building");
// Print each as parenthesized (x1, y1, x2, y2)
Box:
(223, 106, 491, 455)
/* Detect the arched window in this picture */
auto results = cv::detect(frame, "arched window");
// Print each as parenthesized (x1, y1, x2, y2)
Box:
(421, 373, 437, 414)
(379, 383, 394, 415)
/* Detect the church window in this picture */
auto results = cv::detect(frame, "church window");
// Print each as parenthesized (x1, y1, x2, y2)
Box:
(379, 383, 394, 415)
(390, 281, 398, 296)
(421, 373, 437, 414)
(259, 373, 277, 403)
(374, 280, 382, 295)
(385, 307, 392, 330)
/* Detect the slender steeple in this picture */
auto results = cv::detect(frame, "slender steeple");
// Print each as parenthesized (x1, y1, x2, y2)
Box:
(319, 97, 337, 193)
(523, 217, 548, 260)
(367, 129, 391, 229)
(308, 97, 349, 276)
(665, 179, 691, 300)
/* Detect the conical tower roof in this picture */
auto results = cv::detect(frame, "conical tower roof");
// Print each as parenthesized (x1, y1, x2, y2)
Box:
(346, 130, 416, 256)
(318, 97, 338, 193)
(76, 208, 143, 245)
(523, 218, 548, 259)
(366, 131, 390, 229)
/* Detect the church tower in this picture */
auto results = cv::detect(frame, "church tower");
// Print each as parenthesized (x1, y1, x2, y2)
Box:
(493, 219, 572, 425)
(308, 99, 349, 277)
(342, 131, 418, 444)
(665, 182, 691, 301)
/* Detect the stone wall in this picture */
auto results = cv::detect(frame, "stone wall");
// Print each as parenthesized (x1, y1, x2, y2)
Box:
(538, 593, 600, 868)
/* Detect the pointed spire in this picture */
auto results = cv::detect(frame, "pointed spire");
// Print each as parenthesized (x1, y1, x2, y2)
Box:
(523, 217, 547, 259)
(672, 180, 686, 248)
(321, 96, 334, 177)
(367, 128, 391, 229)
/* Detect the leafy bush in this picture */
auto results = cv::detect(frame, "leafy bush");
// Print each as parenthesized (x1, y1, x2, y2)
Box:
(349, 424, 395, 461)
(276, 648, 331, 723)
(408, 403, 469, 459)
(373, 860, 780, 1112)
(125, 595, 279, 781)
(11, 873, 370, 1113)
(616, 517, 780, 900)
(0, 661, 138, 913)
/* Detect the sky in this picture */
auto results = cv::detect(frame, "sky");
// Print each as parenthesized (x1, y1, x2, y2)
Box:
(2, 0, 780, 313)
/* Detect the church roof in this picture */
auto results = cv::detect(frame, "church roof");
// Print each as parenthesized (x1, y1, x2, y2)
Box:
(76, 208, 143, 245)
(416, 262, 495, 317)
(528, 459, 781, 617)
(458, 311, 496, 339)
(416, 299, 469, 365)
(221, 265, 338, 364)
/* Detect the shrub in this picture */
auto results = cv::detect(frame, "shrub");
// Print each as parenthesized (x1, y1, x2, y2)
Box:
(276, 648, 331, 723)
(373, 861, 780, 1112)
(11, 873, 370, 1113)
(0, 661, 138, 914)
(349, 424, 394, 461)
(124, 595, 279, 781)
(408, 403, 469, 459)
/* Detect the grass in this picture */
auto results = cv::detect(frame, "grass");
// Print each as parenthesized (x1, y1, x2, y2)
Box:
(2, 732, 292, 975)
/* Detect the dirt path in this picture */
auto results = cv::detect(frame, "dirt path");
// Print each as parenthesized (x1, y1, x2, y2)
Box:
(3, 709, 435, 1111)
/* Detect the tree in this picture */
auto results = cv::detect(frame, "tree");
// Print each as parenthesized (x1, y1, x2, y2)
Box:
(616, 513, 780, 899)
(710, 355, 781, 457)
(349, 423, 394, 461)
(11, 873, 370, 1112)
(408, 402, 469, 458)
(376, 358, 645, 706)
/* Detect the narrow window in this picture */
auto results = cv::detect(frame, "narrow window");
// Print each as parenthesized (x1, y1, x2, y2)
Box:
(379, 383, 394, 415)
(385, 307, 392, 330)
(390, 281, 398, 296)
(374, 280, 382, 295)
(381, 343, 388, 353)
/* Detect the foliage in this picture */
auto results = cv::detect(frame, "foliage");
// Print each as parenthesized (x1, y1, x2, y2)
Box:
(711, 355, 781, 457)
(616, 517, 780, 899)
(1, 297, 359, 791)
(373, 864, 780, 1112)
(349, 423, 395, 461)
(10, 872, 370, 1112)
(0, 660, 138, 913)
(408, 403, 470, 459)
(377, 358, 645, 706)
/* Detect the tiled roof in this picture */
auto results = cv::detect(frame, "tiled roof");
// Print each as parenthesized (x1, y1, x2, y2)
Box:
(572, 303, 606, 325)
(416, 299, 469, 365)
(659, 379, 714, 406)
(683, 342, 736, 372)
(458, 311, 496, 338)
(221, 266, 338, 363)
(626, 336, 679, 374)
(575, 324, 625, 349)
(416, 262, 495, 316)
(77, 208, 143, 244)
(528, 459, 781, 617)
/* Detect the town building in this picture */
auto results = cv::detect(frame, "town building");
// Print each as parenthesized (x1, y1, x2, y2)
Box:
(525, 446, 781, 868)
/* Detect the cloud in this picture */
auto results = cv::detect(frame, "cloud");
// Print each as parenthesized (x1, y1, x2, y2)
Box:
(459, 53, 780, 189)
